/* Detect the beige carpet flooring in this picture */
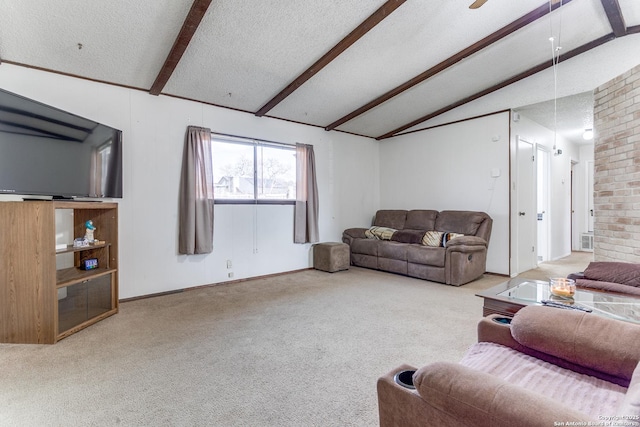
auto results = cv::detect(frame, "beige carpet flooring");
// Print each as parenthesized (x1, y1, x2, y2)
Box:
(0, 252, 592, 427)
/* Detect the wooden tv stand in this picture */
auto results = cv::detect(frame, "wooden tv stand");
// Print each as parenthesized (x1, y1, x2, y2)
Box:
(0, 201, 119, 344)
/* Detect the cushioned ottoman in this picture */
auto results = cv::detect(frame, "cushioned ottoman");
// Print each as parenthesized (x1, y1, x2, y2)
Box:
(314, 242, 349, 273)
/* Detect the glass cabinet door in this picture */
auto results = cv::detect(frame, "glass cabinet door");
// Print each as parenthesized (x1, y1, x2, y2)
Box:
(58, 273, 113, 334)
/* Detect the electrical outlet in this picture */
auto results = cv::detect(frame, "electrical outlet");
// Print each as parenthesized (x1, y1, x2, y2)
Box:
(228, 272, 234, 278)
(226, 260, 232, 269)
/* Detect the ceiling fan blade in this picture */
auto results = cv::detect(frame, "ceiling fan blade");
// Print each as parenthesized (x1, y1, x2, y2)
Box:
(469, 0, 489, 9)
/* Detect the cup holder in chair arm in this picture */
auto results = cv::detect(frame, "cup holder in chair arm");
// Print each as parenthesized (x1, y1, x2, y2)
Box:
(492, 316, 512, 325)
(394, 369, 416, 389)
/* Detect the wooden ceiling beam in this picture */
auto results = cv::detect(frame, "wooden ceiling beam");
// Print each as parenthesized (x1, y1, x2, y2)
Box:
(325, 0, 572, 132)
(376, 33, 616, 140)
(254, 0, 406, 117)
(149, 0, 213, 96)
(627, 25, 640, 35)
(600, 0, 626, 37)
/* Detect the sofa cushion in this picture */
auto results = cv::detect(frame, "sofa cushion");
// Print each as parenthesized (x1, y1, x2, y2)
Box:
(378, 257, 407, 275)
(405, 210, 438, 230)
(390, 229, 425, 244)
(373, 210, 407, 230)
(350, 238, 379, 256)
(365, 226, 396, 240)
(378, 241, 407, 260)
(458, 342, 626, 418)
(583, 262, 640, 287)
(407, 245, 445, 267)
(351, 253, 377, 269)
(435, 210, 488, 236)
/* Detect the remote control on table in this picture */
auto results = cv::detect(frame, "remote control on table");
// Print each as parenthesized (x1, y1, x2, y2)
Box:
(541, 300, 593, 312)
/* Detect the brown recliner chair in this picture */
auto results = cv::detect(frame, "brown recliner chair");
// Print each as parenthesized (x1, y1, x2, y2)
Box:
(377, 305, 640, 427)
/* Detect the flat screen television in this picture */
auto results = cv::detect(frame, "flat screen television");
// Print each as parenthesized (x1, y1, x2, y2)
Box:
(0, 88, 122, 199)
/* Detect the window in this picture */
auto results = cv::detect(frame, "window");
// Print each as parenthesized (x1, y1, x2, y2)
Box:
(90, 139, 113, 197)
(211, 134, 296, 203)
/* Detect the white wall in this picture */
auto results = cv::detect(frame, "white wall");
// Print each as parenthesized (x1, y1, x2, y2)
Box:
(511, 114, 582, 262)
(0, 64, 380, 299)
(1, 64, 592, 294)
(378, 112, 511, 275)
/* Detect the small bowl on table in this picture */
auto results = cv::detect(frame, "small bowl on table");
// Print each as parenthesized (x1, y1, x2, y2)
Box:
(549, 278, 576, 298)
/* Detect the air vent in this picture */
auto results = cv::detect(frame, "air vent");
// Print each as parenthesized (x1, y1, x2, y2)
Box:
(580, 233, 594, 252)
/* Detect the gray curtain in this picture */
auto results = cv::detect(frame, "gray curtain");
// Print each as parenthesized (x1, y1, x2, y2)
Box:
(178, 126, 214, 254)
(294, 143, 319, 243)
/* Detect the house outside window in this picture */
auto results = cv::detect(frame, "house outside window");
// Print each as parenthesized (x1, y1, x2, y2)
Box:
(211, 134, 296, 203)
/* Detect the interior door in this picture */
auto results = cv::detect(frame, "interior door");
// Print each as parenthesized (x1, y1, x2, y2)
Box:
(536, 146, 550, 262)
(516, 136, 537, 274)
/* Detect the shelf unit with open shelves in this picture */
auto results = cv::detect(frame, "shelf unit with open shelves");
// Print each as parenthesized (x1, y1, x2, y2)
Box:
(0, 201, 118, 344)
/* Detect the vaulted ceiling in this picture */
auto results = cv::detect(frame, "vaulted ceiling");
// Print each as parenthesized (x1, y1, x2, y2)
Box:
(1, 0, 639, 142)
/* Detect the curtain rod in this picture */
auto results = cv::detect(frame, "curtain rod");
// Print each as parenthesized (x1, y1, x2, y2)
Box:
(211, 131, 294, 148)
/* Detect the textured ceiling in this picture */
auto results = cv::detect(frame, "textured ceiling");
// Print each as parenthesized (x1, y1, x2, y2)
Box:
(0, 0, 195, 88)
(1, 0, 639, 141)
(164, 0, 388, 112)
(515, 91, 595, 145)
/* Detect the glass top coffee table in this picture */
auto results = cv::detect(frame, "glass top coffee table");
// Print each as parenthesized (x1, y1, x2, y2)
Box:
(477, 278, 640, 324)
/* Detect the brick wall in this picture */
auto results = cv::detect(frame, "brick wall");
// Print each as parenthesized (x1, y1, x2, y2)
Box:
(593, 63, 640, 262)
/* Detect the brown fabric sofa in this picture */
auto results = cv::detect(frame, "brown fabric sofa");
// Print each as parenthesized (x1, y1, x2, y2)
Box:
(569, 261, 640, 296)
(342, 210, 492, 286)
(378, 305, 640, 427)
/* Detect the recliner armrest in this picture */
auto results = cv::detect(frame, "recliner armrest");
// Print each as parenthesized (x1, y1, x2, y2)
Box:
(567, 271, 584, 280)
(342, 228, 367, 245)
(511, 306, 640, 382)
(477, 315, 520, 349)
(413, 361, 591, 427)
(445, 235, 488, 249)
(477, 310, 637, 387)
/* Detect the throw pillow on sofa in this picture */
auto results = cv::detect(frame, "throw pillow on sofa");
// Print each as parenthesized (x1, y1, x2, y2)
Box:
(422, 231, 464, 247)
(422, 231, 443, 247)
(365, 226, 397, 240)
(442, 232, 464, 247)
